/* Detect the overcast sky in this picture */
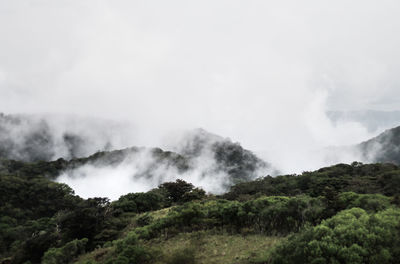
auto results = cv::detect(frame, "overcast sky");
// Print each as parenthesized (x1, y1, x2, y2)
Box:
(1, 0, 400, 171)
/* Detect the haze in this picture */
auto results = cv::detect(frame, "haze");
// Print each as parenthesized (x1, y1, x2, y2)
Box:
(1, 0, 400, 174)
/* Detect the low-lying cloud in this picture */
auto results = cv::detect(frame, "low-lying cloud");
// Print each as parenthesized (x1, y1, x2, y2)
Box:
(57, 144, 270, 200)
(1, 1, 400, 198)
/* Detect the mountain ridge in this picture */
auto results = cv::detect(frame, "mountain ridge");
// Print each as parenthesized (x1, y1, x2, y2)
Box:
(358, 125, 400, 165)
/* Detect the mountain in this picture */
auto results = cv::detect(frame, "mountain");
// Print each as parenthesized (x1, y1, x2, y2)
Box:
(358, 125, 400, 165)
(0, 127, 273, 197)
(2, 114, 400, 263)
(0, 113, 133, 162)
(171, 128, 276, 182)
(0, 113, 275, 195)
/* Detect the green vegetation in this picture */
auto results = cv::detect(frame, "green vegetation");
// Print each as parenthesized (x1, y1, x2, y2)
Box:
(146, 231, 281, 264)
(224, 162, 400, 199)
(42, 238, 88, 264)
(1, 159, 400, 263)
(271, 208, 400, 264)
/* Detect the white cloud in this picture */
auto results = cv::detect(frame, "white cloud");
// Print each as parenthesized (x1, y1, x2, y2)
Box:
(1, 0, 400, 175)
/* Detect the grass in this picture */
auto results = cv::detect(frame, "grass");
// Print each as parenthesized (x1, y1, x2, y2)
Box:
(74, 230, 282, 264)
(147, 230, 283, 264)
(74, 207, 283, 264)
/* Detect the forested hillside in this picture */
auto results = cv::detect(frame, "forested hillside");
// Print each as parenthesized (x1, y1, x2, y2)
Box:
(3, 0, 400, 263)
(0, 114, 274, 191)
(1, 114, 400, 263)
(1, 160, 400, 263)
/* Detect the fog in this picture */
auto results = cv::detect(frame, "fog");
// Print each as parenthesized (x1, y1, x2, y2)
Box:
(57, 147, 237, 200)
(1, 1, 400, 198)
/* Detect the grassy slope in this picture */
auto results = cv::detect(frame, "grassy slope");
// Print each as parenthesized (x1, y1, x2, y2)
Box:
(73, 207, 282, 264)
(148, 231, 282, 264)
(74, 232, 282, 264)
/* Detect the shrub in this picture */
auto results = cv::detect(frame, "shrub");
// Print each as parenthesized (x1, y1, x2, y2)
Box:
(112, 232, 151, 263)
(42, 238, 88, 264)
(270, 208, 400, 264)
(136, 213, 153, 227)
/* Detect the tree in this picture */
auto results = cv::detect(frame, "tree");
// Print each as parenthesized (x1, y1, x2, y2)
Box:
(113, 191, 166, 213)
(159, 180, 197, 203)
(57, 198, 111, 248)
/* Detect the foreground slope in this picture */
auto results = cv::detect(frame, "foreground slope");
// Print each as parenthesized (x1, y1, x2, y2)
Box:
(1, 161, 400, 263)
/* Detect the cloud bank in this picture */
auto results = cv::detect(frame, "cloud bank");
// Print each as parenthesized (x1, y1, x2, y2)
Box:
(57, 140, 273, 200)
(2, 0, 400, 183)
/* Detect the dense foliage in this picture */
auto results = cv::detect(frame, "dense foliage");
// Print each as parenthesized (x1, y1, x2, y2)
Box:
(0, 170, 131, 263)
(1, 159, 400, 263)
(271, 208, 400, 264)
(224, 162, 400, 199)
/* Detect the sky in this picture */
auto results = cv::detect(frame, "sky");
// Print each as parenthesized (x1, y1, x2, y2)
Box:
(1, 0, 400, 173)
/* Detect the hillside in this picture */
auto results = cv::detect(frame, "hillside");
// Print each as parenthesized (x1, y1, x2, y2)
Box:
(0, 142, 269, 194)
(358, 126, 400, 165)
(0, 118, 274, 196)
(0, 115, 273, 182)
(1, 161, 400, 263)
(1, 114, 400, 263)
(171, 128, 276, 182)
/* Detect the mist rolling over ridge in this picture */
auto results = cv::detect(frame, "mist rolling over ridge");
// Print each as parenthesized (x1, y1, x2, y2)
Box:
(3, 2, 400, 263)
(52, 127, 276, 199)
(1, 112, 399, 200)
(2, 0, 400, 178)
(0, 114, 275, 199)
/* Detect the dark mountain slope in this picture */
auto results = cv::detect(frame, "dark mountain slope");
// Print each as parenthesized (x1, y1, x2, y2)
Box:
(358, 125, 400, 164)
(0, 114, 274, 186)
(0, 113, 115, 162)
(173, 128, 276, 182)
(0, 135, 269, 189)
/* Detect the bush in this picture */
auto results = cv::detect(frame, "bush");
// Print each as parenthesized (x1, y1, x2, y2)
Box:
(42, 238, 88, 264)
(111, 233, 151, 263)
(337, 192, 391, 212)
(136, 213, 153, 227)
(270, 208, 400, 264)
(113, 191, 166, 213)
